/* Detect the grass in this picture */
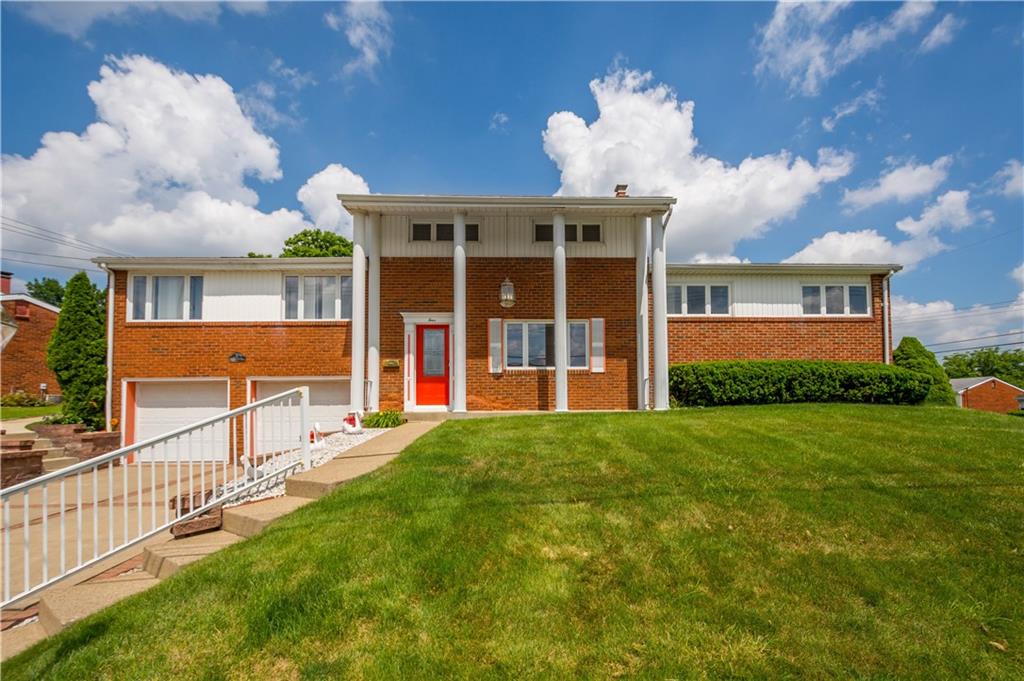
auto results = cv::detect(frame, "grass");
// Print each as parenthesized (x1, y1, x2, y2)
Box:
(0, 404, 61, 421)
(7, 404, 1023, 679)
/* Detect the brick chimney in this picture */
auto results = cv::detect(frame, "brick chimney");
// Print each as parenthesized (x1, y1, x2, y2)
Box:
(614, 184, 629, 197)
(0, 271, 11, 295)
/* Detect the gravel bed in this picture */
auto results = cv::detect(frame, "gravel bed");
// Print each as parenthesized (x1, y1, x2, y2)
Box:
(223, 428, 387, 507)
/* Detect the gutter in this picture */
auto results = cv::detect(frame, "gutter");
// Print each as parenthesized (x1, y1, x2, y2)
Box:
(882, 268, 895, 364)
(97, 262, 115, 431)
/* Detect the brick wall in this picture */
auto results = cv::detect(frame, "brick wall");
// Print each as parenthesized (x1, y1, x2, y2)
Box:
(379, 257, 637, 411)
(666, 274, 888, 364)
(1, 300, 60, 397)
(960, 380, 1024, 414)
(109, 271, 351, 429)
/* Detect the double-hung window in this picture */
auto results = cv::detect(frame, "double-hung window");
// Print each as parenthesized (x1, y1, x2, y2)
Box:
(802, 284, 870, 315)
(504, 321, 589, 369)
(130, 274, 204, 320)
(667, 284, 730, 315)
(284, 275, 352, 320)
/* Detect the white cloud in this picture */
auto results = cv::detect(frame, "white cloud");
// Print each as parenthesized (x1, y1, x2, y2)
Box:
(756, 1, 935, 96)
(787, 188, 991, 270)
(297, 164, 370, 236)
(821, 83, 883, 132)
(13, 1, 261, 40)
(240, 58, 316, 130)
(542, 67, 853, 261)
(489, 112, 510, 133)
(1012, 263, 1024, 287)
(993, 159, 1024, 198)
(892, 293, 1024, 347)
(325, 1, 393, 79)
(841, 155, 952, 212)
(894, 189, 990, 237)
(920, 14, 966, 53)
(0, 54, 344, 260)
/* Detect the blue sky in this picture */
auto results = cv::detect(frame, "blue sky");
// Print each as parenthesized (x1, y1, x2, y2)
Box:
(1, 1, 1022, 349)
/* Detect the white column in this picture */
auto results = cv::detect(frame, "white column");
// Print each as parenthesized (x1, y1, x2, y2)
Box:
(635, 216, 650, 410)
(651, 211, 669, 410)
(350, 212, 366, 413)
(452, 212, 467, 412)
(367, 212, 381, 412)
(553, 212, 569, 412)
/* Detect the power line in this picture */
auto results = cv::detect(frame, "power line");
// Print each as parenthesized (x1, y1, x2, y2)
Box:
(1, 214, 133, 257)
(926, 331, 1024, 347)
(0, 256, 102, 273)
(937, 225, 1022, 256)
(2, 223, 120, 258)
(932, 341, 1024, 355)
(895, 301, 1023, 323)
(2, 249, 98, 263)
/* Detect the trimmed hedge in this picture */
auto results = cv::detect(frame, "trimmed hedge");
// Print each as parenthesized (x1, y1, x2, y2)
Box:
(893, 336, 957, 406)
(669, 360, 931, 407)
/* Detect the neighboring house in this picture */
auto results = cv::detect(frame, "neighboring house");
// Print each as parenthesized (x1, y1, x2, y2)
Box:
(94, 191, 901, 448)
(0, 271, 61, 399)
(950, 376, 1024, 414)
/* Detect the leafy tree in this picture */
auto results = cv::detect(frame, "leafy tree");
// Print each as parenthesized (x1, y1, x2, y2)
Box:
(26, 277, 65, 307)
(47, 272, 107, 429)
(246, 252, 272, 258)
(280, 228, 353, 257)
(893, 337, 956, 406)
(943, 347, 1024, 387)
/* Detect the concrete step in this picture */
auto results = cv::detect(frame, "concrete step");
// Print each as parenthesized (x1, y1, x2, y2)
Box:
(42, 456, 79, 472)
(222, 496, 312, 537)
(38, 447, 68, 460)
(30, 438, 54, 450)
(38, 572, 160, 635)
(142, 530, 242, 579)
(1, 432, 37, 444)
(0, 621, 47, 660)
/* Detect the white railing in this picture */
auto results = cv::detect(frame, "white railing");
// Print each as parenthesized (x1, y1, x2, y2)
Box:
(0, 387, 311, 608)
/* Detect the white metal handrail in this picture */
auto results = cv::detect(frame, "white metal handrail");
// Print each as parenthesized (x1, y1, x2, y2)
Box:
(0, 386, 311, 607)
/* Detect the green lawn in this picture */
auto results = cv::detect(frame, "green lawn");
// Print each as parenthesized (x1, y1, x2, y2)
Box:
(7, 405, 1023, 679)
(0, 404, 60, 421)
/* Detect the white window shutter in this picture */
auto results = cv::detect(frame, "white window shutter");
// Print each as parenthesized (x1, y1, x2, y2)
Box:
(590, 318, 605, 373)
(488, 318, 503, 373)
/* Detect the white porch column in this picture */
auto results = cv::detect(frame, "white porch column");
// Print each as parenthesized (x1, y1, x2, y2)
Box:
(635, 215, 650, 410)
(367, 212, 381, 412)
(553, 212, 569, 412)
(350, 212, 366, 413)
(452, 212, 468, 412)
(651, 211, 669, 410)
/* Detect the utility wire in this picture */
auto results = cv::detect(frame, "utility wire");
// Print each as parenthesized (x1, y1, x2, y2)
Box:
(894, 301, 1023, 323)
(926, 331, 1024, 347)
(1, 248, 98, 263)
(932, 341, 1024, 355)
(1, 214, 133, 257)
(0, 256, 103, 273)
(2, 222, 120, 256)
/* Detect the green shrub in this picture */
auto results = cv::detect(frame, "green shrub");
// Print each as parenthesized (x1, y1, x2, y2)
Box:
(47, 272, 106, 430)
(893, 337, 957, 406)
(669, 360, 931, 407)
(0, 391, 46, 407)
(363, 410, 404, 428)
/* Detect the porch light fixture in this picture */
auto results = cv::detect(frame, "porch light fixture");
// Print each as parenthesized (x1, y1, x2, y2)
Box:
(499, 278, 516, 308)
(228, 352, 246, 363)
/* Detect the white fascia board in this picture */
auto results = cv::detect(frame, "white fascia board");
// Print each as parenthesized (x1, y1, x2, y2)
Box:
(666, 263, 903, 276)
(0, 294, 60, 314)
(92, 257, 353, 272)
(338, 193, 676, 213)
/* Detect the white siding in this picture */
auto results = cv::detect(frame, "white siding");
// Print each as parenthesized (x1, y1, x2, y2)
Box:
(202, 271, 283, 321)
(667, 274, 873, 317)
(380, 214, 636, 258)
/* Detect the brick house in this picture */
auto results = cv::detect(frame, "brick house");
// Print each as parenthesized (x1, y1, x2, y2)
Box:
(94, 193, 901, 446)
(950, 377, 1024, 414)
(1, 271, 61, 400)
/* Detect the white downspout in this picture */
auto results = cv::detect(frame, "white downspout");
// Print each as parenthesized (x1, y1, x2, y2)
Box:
(882, 269, 894, 364)
(98, 263, 115, 430)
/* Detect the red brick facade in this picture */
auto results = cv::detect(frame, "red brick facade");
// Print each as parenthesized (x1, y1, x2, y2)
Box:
(959, 379, 1024, 414)
(109, 271, 351, 430)
(1, 299, 60, 398)
(666, 274, 888, 364)
(379, 257, 637, 411)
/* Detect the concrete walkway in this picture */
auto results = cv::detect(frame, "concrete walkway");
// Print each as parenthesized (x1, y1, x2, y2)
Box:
(0, 418, 42, 435)
(0, 420, 440, 659)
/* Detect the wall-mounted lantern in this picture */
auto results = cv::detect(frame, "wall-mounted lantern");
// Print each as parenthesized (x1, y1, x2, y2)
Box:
(499, 278, 516, 308)
(229, 352, 246, 363)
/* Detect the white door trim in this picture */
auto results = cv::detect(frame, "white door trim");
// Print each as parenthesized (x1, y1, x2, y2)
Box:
(400, 312, 453, 412)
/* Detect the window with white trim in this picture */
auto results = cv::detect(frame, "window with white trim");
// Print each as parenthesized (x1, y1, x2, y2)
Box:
(129, 274, 204, 321)
(533, 223, 602, 243)
(802, 284, 870, 316)
(667, 284, 730, 315)
(503, 320, 589, 369)
(283, 275, 353, 320)
(410, 222, 479, 242)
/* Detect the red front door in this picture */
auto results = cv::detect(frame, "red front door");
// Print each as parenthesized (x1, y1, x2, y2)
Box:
(416, 325, 449, 406)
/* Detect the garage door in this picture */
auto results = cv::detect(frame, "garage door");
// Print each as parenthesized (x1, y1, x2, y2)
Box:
(254, 379, 351, 437)
(133, 381, 229, 462)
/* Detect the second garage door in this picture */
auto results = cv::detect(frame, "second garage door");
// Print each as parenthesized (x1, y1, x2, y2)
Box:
(253, 379, 351, 435)
(132, 380, 230, 461)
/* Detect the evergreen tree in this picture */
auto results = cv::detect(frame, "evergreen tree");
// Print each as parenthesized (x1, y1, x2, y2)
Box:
(893, 336, 956, 406)
(47, 272, 107, 429)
